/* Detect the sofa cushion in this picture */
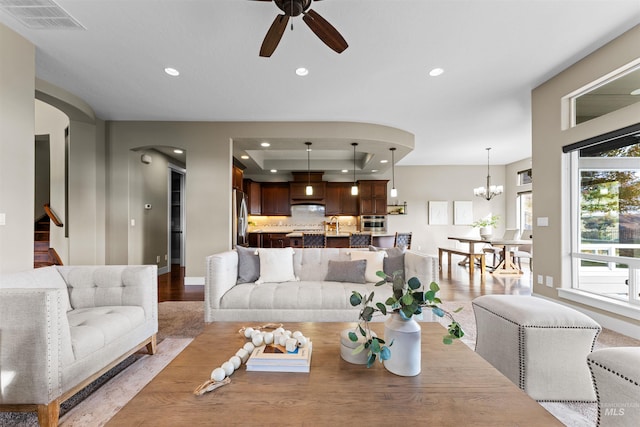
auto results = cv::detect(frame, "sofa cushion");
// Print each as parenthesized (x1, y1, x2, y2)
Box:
(220, 281, 393, 311)
(370, 245, 406, 280)
(349, 250, 386, 282)
(325, 259, 367, 283)
(0, 266, 72, 311)
(256, 248, 297, 284)
(237, 246, 260, 284)
(67, 305, 146, 359)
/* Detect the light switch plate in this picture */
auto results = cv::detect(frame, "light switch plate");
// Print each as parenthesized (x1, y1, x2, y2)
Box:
(0, 213, 5, 225)
(546, 276, 553, 287)
(537, 275, 543, 285)
(537, 217, 549, 227)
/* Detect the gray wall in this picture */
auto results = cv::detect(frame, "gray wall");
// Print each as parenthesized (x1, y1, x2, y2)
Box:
(0, 24, 35, 273)
(532, 24, 640, 325)
(388, 165, 507, 255)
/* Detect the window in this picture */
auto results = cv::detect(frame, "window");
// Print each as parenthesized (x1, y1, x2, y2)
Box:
(565, 125, 640, 305)
(518, 169, 532, 185)
(517, 191, 533, 236)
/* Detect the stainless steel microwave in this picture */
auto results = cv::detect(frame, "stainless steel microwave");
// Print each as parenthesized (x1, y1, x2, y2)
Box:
(360, 215, 386, 232)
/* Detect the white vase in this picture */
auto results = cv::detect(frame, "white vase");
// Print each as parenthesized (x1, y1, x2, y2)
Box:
(383, 312, 421, 376)
(480, 226, 493, 240)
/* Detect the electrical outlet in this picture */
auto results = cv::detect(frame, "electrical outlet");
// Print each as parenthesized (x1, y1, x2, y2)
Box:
(545, 276, 553, 287)
(0, 213, 5, 226)
(156, 255, 160, 263)
(537, 275, 543, 285)
(165, 254, 168, 260)
(131, 219, 135, 226)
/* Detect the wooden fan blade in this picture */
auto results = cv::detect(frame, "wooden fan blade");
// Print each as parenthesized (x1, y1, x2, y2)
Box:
(260, 14, 289, 57)
(302, 9, 348, 54)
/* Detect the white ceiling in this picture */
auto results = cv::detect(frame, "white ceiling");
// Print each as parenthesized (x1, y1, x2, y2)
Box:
(2, 0, 640, 169)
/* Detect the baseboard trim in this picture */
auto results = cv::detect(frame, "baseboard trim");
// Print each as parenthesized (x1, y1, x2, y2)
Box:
(157, 266, 169, 275)
(185, 276, 204, 285)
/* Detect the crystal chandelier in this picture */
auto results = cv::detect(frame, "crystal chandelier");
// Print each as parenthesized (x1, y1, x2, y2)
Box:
(473, 147, 503, 201)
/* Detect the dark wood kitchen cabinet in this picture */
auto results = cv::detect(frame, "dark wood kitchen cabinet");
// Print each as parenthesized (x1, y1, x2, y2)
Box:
(325, 182, 359, 216)
(248, 232, 262, 247)
(244, 179, 262, 215)
(232, 166, 244, 191)
(358, 180, 388, 215)
(261, 183, 290, 216)
(264, 233, 289, 248)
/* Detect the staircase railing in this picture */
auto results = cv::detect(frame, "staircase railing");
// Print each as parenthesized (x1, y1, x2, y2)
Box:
(44, 203, 63, 227)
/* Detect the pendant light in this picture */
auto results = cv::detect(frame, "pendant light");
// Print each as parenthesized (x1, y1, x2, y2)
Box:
(351, 142, 359, 196)
(305, 141, 313, 196)
(389, 147, 398, 198)
(473, 147, 503, 201)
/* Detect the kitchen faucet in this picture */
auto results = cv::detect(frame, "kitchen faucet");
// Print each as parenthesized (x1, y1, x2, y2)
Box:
(329, 216, 340, 234)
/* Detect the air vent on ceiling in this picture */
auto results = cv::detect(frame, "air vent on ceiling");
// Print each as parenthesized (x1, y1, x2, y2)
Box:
(0, 0, 85, 30)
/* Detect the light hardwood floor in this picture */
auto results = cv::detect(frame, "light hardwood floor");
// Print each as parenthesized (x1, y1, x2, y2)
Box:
(157, 261, 533, 302)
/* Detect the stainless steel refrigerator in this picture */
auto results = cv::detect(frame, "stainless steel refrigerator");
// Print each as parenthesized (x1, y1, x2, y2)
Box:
(232, 189, 249, 247)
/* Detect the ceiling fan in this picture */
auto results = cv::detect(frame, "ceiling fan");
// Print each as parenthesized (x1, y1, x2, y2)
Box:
(254, 0, 348, 57)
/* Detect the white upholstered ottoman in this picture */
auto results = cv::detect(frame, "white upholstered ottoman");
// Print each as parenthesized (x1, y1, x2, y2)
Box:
(587, 347, 640, 426)
(472, 295, 601, 402)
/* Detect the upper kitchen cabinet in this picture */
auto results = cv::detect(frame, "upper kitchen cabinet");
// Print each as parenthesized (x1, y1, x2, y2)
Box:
(244, 179, 262, 215)
(359, 180, 388, 215)
(232, 165, 244, 191)
(261, 182, 290, 216)
(325, 182, 359, 216)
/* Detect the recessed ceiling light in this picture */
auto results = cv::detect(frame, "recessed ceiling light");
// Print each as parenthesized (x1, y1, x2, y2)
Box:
(261, 142, 271, 147)
(173, 149, 184, 154)
(241, 155, 249, 159)
(296, 67, 309, 76)
(270, 169, 277, 173)
(631, 88, 640, 95)
(380, 159, 388, 164)
(429, 67, 444, 77)
(371, 169, 378, 173)
(164, 67, 180, 77)
(341, 169, 348, 173)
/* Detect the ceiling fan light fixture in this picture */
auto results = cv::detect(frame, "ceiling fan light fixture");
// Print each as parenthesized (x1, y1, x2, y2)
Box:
(296, 67, 309, 76)
(429, 67, 444, 77)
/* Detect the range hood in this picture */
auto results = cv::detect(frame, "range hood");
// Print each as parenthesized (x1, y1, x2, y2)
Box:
(290, 172, 326, 205)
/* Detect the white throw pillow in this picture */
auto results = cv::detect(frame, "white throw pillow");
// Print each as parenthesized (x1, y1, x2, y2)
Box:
(255, 248, 298, 284)
(350, 250, 386, 283)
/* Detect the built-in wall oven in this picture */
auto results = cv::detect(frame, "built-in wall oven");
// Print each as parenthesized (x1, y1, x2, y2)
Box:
(360, 215, 387, 232)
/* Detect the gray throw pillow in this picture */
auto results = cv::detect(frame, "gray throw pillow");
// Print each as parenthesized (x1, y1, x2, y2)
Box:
(383, 255, 405, 281)
(325, 260, 367, 284)
(237, 246, 260, 284)
(369, 245, 406, 279)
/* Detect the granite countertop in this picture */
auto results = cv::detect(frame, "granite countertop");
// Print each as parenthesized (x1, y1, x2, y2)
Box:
(248, 230, 395, 238)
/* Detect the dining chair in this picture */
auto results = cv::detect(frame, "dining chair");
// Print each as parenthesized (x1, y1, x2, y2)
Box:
(394, 232, 412, 249)
(511, 231, 533, 270)
(302, 232, 326, 248)
(349, 232, 373, 248)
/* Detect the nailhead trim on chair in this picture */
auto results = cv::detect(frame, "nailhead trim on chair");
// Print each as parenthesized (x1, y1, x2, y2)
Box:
(587, 357, 640, 426)
(473, 302, 601, 403)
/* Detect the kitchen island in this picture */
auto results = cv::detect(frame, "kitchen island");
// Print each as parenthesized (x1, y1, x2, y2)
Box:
(247, 230, 395, 248)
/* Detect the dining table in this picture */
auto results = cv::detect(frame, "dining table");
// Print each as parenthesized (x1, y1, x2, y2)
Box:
(448, 236, 532, 275)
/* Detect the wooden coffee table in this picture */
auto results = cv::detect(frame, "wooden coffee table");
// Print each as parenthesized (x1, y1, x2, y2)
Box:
(107, 322, 561, 426)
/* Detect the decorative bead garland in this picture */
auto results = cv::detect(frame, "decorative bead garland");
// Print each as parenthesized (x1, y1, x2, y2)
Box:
(193, 323, 310, 395)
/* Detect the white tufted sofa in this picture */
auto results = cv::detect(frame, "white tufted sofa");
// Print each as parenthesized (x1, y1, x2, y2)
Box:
(0, 265, 158, 427)
(205, 247, 438, 323)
